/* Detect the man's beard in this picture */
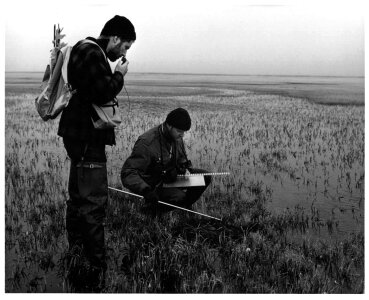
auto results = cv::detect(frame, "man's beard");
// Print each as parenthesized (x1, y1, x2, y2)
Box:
(107, 51, 119, 62)
(107, 44, 121, 61)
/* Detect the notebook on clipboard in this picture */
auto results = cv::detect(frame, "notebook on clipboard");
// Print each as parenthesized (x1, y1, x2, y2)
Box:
(163, 175, 205, 188)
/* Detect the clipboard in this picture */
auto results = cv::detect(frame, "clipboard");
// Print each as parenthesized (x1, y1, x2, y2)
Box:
(163, 175, 205, 188)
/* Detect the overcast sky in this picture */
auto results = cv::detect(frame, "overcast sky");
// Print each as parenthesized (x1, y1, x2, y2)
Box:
(4, 0, 365, 76)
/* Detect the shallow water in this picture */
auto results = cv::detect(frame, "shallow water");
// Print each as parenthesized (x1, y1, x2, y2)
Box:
(6, 72, 364, 239)
(5, 72, 364, 292)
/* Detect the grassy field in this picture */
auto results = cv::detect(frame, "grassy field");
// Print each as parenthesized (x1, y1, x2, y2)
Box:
(5, 73, 364, 293)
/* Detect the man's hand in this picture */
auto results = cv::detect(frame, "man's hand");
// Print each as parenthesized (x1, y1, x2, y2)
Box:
(115, 60, 129, 77)
(177, 160, 192, 175)
(144, 190, 160, 204)
(162, 167, 177, 183)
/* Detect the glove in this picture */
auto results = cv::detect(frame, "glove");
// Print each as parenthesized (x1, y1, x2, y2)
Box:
(143, 190, 160, 205)
(177, 160, 192, 175)
(162, 166, 177, 183)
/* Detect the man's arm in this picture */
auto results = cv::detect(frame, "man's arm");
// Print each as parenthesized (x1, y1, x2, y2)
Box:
(177, 139, 192, 173)
(121, 139, 152, 195)
(71, 42, 124, 105)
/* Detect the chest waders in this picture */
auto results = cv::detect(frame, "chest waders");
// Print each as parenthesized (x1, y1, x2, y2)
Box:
(64, 140, 107, 291)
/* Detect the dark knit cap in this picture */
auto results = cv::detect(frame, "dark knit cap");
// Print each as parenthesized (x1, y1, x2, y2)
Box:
(165, 108, 191, 131)
(101, 15, 136, 40)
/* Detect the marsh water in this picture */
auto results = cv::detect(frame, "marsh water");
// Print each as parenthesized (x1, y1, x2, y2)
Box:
(5, 71, 364, 240)
(5, 72, 364, 292)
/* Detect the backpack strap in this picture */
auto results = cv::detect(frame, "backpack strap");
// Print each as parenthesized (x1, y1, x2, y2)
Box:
(79, 39, 107, 61)
(60, 46, 73, 85)
(66, 39, 108, 94)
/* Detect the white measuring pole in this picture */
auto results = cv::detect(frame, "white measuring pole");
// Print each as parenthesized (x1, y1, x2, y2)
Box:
(177, 172, 230, 177)
(108, 186, 222, 221)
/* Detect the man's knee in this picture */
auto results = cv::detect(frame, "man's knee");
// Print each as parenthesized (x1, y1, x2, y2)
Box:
(204, 175, 212, 187)
(159, 188, 186, 204)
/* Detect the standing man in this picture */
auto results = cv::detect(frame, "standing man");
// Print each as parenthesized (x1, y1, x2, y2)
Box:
(58, 15, 136, 291)
(121, 108, 212, 213)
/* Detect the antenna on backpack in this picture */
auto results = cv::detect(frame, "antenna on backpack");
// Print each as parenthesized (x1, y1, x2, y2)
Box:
(53, 24, 56, 47)
(53, 23, 65, 48)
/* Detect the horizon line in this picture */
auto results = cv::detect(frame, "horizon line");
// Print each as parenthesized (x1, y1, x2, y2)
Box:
(4, 71, 364, 79)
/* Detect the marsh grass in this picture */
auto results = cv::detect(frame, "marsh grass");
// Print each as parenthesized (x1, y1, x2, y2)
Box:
(5, 80, 364, 293)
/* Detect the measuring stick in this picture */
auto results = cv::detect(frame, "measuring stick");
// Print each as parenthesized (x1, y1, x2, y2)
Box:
(177, 172, 230, 177)
(108, 186, 222, 221)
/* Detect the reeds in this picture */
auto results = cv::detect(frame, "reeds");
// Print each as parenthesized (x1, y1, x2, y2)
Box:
(5, 84, 364, 293)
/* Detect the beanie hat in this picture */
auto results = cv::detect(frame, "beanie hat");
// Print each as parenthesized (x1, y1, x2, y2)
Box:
(100, 15, 136, 40)
(165, 108, 191, 131)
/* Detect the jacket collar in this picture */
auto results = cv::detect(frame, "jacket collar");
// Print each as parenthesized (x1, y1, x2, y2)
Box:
(160, 123, 174, 142)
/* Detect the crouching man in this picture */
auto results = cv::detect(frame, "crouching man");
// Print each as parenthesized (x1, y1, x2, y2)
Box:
(121, 108, 211, 212)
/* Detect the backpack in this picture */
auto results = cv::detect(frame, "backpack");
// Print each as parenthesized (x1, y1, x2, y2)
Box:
(35, 24, 76, 121)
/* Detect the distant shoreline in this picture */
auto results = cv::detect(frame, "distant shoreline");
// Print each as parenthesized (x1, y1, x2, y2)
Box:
(5, 71, 364, 106)
(4, 71, 364, 79)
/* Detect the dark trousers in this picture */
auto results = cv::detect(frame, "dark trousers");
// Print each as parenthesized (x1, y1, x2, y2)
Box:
(157, 168, 212, 211)
(63, 137, 108, 273)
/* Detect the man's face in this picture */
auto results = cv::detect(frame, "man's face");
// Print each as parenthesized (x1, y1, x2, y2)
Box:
(107, 37, 134, 62)
(168, 126, 185, 141)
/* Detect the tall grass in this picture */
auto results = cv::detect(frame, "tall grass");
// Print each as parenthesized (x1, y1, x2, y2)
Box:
(5, 86, 364, 293)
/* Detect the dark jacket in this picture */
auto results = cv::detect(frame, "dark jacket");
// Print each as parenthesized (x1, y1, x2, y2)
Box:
(121, 124, 189, 195)
(57, 37, 124, 146)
